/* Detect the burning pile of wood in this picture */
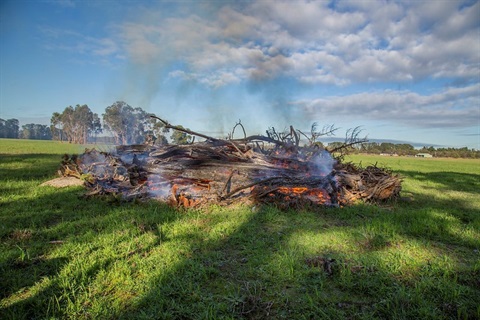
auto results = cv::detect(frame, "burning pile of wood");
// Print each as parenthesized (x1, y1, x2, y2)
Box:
(59, 117, 402, 209)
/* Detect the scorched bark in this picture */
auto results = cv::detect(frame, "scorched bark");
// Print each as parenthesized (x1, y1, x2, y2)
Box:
(59, 142, 401, 208)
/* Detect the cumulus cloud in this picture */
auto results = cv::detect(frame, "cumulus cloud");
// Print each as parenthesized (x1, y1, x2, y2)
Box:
(40, 0, 479, 87)
(90, 0, 477, 136)
(113, 0, 478, 88)
(40, 0, 479, 133)
(295, 83, 480, 128)
(14, 0, 476, 150)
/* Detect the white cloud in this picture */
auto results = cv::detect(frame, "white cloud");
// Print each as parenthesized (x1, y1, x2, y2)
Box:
(250, 0, 365, 40)
(416, 0, 479, 40)
(295, 83, 480, 129)
(43, 0, 477, 131)
(113, 0, 478, 88)
(39, 0, 479, 88)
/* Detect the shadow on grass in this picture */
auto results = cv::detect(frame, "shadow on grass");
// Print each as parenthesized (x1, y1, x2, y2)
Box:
(115, 169, 480, 319)
(397, 170, 480, 194)
(1, 154, 479, 319)
(117, 200, 479, 319)
(395, 169, 480, 242)
(0, 185, 182, 319)
(0, 256, 69, 300)
(0, 154, 65, 180)
(115, 207, 377, 319)
(0, 152, 182, 318)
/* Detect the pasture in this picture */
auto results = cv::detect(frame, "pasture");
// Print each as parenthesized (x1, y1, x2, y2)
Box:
(1, 139, 479, 319)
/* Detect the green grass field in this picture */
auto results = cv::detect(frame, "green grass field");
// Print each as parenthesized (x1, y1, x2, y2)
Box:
(1, 139, 479, 319)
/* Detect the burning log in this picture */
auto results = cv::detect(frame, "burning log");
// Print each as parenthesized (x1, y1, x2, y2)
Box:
(58, 118, 402, 209)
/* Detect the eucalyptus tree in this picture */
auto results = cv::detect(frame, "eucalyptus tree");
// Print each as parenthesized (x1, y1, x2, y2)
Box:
(103, 101, 166, 145)
(50, 112, 63, 141)
(21, 124, 52, 140)
(0, 118, 5, 138)
(50, 105, 99, 144)
(0, 118, 19, 138)
(74, 104, 95, 144)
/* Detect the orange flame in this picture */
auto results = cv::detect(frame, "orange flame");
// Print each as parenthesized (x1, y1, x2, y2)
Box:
(253, 185, 332, 205)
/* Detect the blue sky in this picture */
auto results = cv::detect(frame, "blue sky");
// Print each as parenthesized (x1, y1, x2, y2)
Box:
(1, 0, 479, 149)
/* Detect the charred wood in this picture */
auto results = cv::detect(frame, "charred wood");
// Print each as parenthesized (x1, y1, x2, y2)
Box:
(58, 117, 401, 209)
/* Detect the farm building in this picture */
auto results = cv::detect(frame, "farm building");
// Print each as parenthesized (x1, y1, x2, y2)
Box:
(415, 153, 433, 158)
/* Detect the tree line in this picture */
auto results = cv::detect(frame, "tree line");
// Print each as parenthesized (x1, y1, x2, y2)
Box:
(327, 141, 480, 159)
(0, 101, 192, 145)
(1, 102, 478, 158)
(0, 118, 53, 140)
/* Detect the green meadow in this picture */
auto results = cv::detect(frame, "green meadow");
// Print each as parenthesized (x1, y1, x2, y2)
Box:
(1, 139, 479, 319)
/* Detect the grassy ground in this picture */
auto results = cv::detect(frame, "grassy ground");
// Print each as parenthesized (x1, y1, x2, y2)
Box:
(1, 139, 479, 319)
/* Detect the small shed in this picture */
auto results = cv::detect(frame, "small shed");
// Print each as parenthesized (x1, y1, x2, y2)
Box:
(415, 153, 433, 158)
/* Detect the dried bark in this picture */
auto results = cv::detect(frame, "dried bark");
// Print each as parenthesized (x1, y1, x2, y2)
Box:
(59, 142, 402, 209)
(55, 116, 401, 208)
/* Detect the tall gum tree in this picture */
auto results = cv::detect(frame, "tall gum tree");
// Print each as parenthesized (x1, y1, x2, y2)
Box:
(50, 105, 98, 144)
(103, 101, 165, 145)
